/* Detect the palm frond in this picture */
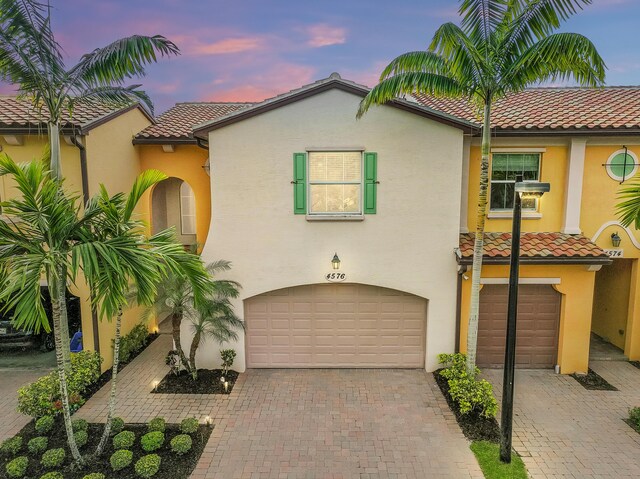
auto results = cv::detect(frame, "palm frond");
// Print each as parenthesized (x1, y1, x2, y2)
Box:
(459, 0, 508, 42)
(70, 84, 154, 115)
(617, 179, 640, 229)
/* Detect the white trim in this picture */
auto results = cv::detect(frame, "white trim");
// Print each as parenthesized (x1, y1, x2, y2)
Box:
(488, 211, 542, 219)
(306, 146, 365, 152)
(491, 147, 547, 153)
(460, 137, 471, 234)
(562, 138, 587, 234)
(481, 277, 561, 285)
(605, 148, 638, 182)
(305, 214, 364, 222)
(591, 220, 640, 250)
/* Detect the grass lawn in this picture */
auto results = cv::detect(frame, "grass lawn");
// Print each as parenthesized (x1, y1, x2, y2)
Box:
(471, 441, 528, 479)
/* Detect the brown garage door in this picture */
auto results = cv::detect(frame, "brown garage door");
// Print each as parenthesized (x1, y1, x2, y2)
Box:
(478, 284, 560, 369)
(245, 284, 426, 368)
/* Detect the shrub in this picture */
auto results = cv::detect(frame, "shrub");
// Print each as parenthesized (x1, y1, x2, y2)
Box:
(116, 322, 149, 363)
(82, 474, 105, 479)
(5, 456, 28, 478)
(39, 473, 63, 479)
(35, 416, 55, 435)
(220, 349, 236, 374)
(17, 351, 102, 418)
(113, 431, 135, 450)
(140, 431, 164, 452)
(1, 436, 22, 456)
(134, 454, 161, 478)
(630, 407, 640, 428)
(438, 353, 498, 418)
(147, 417, 165, 433)
(28, 436, 48, 455)
(72, 418, 88, 432)
(111, 417, 125, 434)
(170, 434, 192, 455)
(41, 448, 65, 468)
(180, 417, 199, 434)
(74, 430, 88, 448)
(110, 449, 133, 471)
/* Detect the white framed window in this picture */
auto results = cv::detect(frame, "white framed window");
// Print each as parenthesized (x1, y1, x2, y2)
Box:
(490, 153, 541, 211)
(308, 151, 362, 214)
(606, 149, 638, 182)
(179, 182, 196, 235)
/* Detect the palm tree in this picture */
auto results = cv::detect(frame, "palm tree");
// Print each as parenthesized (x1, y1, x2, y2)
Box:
(187, 262, 243, 378)
(616, 180, 640, 229)
(357, 0, 605, 374)
(0, 0, 179, 180)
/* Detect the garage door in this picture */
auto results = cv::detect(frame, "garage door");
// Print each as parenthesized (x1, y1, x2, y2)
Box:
(245, 284, 426, 368)
(478, 284, 560, 369)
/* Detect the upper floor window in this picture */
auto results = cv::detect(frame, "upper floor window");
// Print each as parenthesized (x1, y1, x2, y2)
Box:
(309, 151, 362, 214)
(180, 182, 196, 235)
(606, 149, 638, 182)
(490, 153, 540, 211)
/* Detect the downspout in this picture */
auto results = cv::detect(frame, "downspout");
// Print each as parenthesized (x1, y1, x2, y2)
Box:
(69, 134, 100, 356)
(455, 265, 467, 354)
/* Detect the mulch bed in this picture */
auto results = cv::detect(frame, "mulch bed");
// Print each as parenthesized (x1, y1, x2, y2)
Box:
(571, 368, 618, 391)
(433, 369, 501, 443)
(152, 368, 239, 394)
(629, 361, 640, 371)
(0, 418, 212, 479)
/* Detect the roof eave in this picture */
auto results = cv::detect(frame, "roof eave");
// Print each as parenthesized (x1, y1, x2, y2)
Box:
(458, 256, 612, 266)
(480, 127, 640, 137)
(132, 137, 197, 145)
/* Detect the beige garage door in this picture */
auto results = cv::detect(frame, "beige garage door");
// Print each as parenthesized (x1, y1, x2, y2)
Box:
(478, 284, 561, 369)
(245, 284, 427, 368)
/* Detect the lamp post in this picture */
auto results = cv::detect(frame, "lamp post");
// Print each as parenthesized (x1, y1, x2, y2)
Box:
(500, 175, 550, 463)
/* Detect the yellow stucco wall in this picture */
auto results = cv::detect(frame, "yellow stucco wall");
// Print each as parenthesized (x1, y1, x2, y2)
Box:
(138, 144, 211, 250)
(460, 264, 597, 375)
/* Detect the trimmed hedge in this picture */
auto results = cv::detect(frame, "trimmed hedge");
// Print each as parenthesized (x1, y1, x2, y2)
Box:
(35, 416, 55, 435)
(72, 418, 88, 433)
(147, 417, 165, 433)
(111, 417, 125, 434)
(82, 474, 105, 479)
(170, 434, 192, 455)
(113, 431, 135, 450)
(110, 449, 133, 472)
(140, 431, 164, 453)
(5, 456, 28, 478)
(134, 454, 161, 478)
(41, 448, 65, 468)
(39, 473, 64, 479)
(74, 430, 88, 448)
(180, 417, 198, 434)
(27, 436, 48, 455)
(0, 436, 22, 456)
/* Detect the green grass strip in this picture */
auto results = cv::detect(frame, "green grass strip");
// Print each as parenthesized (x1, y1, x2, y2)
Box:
(470, 441, 528, 479)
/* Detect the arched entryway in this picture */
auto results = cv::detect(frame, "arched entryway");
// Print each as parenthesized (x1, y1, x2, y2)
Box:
(151, 177, 197, 250)
(244, 283, 427, 368)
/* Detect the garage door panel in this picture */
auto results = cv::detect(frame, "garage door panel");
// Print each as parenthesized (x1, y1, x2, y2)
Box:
(245, 284, 426, 368)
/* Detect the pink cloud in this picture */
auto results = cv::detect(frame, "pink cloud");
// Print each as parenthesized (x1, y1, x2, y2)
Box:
(0, 83, 18, 95)
(306, 24, 347, 47)
(193, 37, 264, 55)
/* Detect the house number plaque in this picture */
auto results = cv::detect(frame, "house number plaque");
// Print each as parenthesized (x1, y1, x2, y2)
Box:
(604, 249, 624, 258)
(325, 272, 347, 283)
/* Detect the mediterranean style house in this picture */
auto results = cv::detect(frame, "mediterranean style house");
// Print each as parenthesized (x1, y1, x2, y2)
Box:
(2, 75, 640, 374)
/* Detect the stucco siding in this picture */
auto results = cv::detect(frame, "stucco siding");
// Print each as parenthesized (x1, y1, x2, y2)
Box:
(199, 88, 464, 372)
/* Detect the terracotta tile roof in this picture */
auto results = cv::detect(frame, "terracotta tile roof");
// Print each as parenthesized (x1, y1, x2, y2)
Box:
(459, 232, 610, 264)
(0, 96, 140, 132)
(135, 102, 253, 142)
(414, 87, 640, 132)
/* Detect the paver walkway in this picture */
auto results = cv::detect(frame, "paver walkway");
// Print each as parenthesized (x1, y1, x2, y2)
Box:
(76, 334, 482, 478)
(0, 369, 50, 441)
(484, 361, 640, 478)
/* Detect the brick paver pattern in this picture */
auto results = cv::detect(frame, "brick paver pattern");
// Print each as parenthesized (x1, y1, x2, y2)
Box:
(76, 335, 482, 478)
(0, 369, 49, 441)
(484, 362, 640, 479)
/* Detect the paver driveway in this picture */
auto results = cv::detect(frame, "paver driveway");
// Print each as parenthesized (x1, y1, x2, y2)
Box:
(0, 368, 51, 441)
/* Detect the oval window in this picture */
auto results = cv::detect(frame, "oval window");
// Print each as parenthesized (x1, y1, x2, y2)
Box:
(606, 149, 638, 182)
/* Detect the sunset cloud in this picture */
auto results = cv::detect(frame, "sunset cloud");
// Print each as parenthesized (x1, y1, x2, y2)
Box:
(172, 35, 265, 56)
(306, 24, 347, 47)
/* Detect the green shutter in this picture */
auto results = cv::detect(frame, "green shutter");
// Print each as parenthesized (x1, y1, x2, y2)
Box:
(364, 152, 377, 214)
(293, 152, 306, 214)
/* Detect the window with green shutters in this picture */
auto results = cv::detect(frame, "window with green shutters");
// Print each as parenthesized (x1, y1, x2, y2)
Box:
(293, 151, 377, 215)
(490, 153, 541, 211)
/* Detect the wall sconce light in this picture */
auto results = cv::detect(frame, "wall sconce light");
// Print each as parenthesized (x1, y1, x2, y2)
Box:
(202, 158, 211, 176)
(331, 253, 341, 270)
(611, 232, 622, 248)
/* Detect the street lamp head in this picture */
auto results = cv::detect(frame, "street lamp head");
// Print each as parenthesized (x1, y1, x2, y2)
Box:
(515, 181, 550, 199)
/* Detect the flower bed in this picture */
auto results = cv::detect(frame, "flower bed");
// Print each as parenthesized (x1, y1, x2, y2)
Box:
(152, 369, 238, 394)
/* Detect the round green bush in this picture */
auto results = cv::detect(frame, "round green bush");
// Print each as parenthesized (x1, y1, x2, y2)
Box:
(39, 473, 64, 479)
(5, 456, 28, 478)
(82, 474, 105, 479)
(111, 417, 125, 434)
(110, 449, 133, 472)
(35, 416, 55, 435)
(147, 417, 165, 433)
(180, 417, 199, 434)
(113, 430, 135, 450)
(170, 434, 192, 455)
(0, 436, 23, 456)
(140, 431, 164, 452)
(71, 419, 88, 433)
(27, 436, 48, 455)
(41, 448, 65, 468)
(134, 454, 161, 478)
(74, 430, 88, 448)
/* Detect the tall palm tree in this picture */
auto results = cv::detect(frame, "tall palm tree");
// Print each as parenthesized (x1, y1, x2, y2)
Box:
(357, 0, 605, 374)
(0, 0, 179, 180)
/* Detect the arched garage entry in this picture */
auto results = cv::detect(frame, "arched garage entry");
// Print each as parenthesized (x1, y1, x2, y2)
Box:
(244, 283, 427, 368)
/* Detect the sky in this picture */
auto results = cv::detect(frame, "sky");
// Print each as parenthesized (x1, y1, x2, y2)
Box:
(1, 0, 640, 114)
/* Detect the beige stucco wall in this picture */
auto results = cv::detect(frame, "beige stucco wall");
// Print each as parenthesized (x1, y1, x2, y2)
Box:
(198, 88, 465, 372)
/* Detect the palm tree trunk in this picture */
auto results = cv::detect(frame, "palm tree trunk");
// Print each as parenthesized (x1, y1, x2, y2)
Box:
(466, 101, 492, 376)
(171, 313, 191, 374)
(50, 270, 83, 464)
(188, 330, 201, 380)
(95, 311, 122, 456)
(48, 122, 62, 181)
